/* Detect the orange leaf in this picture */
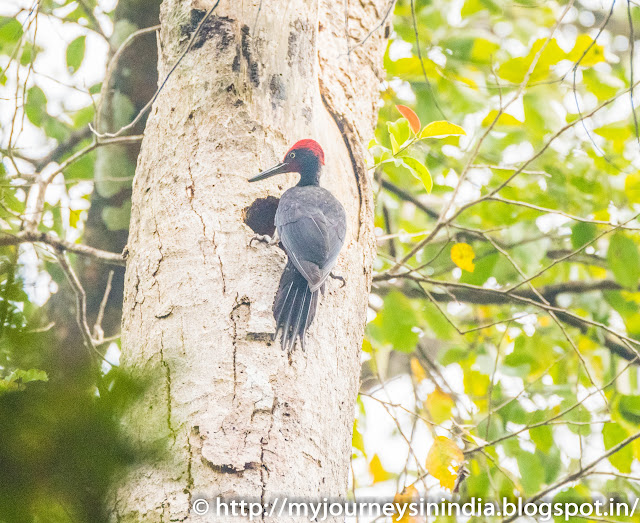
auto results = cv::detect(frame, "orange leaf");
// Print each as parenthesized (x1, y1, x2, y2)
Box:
(393, 485, 419, 522)
(425, 436, 463, 490)
(396, 105, 421, 134)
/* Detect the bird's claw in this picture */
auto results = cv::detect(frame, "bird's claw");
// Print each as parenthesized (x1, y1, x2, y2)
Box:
(250, 233, 277, 248)
(329, 272, 346, 288)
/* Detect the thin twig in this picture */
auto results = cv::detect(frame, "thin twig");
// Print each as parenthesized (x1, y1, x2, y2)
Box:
(94, 24, 161, 134)
(91, 1, 221, 139)
(503, 429, 640, 522)
(93, 270, 114, 342)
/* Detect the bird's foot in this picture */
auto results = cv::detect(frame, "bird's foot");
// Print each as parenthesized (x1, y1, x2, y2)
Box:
(250, 233, 279, 248)
(329, 272, 346, 288)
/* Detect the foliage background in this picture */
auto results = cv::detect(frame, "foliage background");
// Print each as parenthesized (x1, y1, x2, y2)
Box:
(2, 0, 640, 521)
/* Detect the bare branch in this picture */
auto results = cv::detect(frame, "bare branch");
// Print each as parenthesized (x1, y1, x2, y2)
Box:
(375, 275, 640, 360)
(22, 135, 142, 233)
(0, 230, 125, 266)
(55, 249, 96, 353)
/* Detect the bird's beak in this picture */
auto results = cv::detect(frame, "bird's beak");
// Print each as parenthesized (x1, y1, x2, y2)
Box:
(249, 162, 291, 182)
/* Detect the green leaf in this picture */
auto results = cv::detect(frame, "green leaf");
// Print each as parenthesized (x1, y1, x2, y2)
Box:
(66, 35, 86, 73)
(25, 86, 47, 126)
(8, 368, 48, 384)
(369, 143, 393, 166)
(65, 150, 95, 180)
(460, 252, 498, 286)
(19, 41, 38, 65)
(387, 118, 411, 154)
(389, 133, 400, 155)
(439, 346, 469, 366)
(516, 450, 545, 495)
(529, 411, 553, 453)
(102, 200, 131, 231)
(617, 395, 640, 425)
(419, 120, 466, 139)
(89, 82, 103, 95)
(44, 117, 70, 141)
(570, 222, 597, 250)
(583, 69, 622, 101)
(602, 423, 632, 473)
(0, 18, 23, 53)
(607, 233, 640, 290)
(72, 105, 95, 128)
(370, 291, 418, 352)
(401, 157, 432, 193)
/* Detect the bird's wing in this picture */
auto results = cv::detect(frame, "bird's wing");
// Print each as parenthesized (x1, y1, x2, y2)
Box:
(275, 189, 346, 291)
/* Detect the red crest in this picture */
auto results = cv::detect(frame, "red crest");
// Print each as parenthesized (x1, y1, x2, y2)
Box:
(284, 139, 325, 165)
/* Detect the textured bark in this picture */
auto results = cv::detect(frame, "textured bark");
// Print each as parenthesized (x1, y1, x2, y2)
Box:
(116, 0, 389, 520)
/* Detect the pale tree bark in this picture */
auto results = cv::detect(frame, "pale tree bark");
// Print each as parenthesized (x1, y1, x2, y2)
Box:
(115, 0, 389, 520)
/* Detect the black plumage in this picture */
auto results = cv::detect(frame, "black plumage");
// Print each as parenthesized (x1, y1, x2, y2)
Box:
(249, 140, 347, 353)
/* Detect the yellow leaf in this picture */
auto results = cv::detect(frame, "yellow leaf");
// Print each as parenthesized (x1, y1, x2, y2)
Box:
(410, 357, 427, 382)
(393, 485, 419, 523)
(621, 291, 640, 304)
(451, 72, 478, 89)
(569, 34, 605, 67)
(426, 436, 463, 490)
(625, 173, 640, 202)
(451, 243, 475, 272)
(362, 339, 373, 353)
(481, 110, 522, 127)
(426, 388, 455, 424)
(538, 316, 551, 327)
(352, 420, 365, 455)
(369, 454, 393, 483)
(471, 38, 500, 64)
(498, 38, 566, 83)
(69, 209, 82, 228)
(463, 369, 490, 398)
(402, 157, 433, 193)
(419, 120, 466, 139)
(593, 209, 610, 221)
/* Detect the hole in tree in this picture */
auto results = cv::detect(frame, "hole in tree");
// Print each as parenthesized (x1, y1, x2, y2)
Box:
(243, 196, 279, 237)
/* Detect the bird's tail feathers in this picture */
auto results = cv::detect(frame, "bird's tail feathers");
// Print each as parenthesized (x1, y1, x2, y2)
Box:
(273, 261, 320, 353)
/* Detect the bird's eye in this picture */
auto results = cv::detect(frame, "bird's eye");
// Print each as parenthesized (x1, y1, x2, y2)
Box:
(289, 152, 296, 159)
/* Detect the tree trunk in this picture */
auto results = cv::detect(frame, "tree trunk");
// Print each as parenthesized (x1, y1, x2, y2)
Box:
(116, 0, 389, 520)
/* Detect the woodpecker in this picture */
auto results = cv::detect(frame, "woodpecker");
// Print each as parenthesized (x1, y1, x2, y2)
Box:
(249, 139, 347, 353)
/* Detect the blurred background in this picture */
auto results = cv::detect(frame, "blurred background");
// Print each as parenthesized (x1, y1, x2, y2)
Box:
(3, 0, 640, 521)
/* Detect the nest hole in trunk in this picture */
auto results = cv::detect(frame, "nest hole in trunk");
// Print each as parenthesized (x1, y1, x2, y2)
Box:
(243, 196, 279, 237)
